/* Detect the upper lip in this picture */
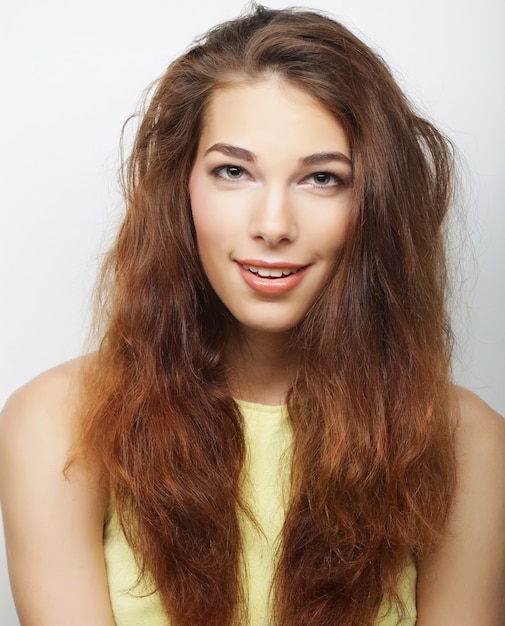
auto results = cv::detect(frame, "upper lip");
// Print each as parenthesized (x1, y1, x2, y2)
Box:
(236, 259, 306, 270)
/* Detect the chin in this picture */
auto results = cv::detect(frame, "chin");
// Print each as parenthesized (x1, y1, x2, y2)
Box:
(238, 315, 302, 336)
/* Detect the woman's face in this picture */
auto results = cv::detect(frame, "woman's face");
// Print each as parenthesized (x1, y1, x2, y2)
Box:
(189, 77, 353, 336)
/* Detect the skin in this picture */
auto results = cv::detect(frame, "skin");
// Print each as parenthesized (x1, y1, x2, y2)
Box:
(0, 359, 115, 626)
(189, 79, 353, 337)
(189, 77, 353, 403)
(1, 78, 505, 625)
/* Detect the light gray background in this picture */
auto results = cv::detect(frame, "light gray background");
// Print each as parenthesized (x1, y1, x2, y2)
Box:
(1, 0, 504, 622)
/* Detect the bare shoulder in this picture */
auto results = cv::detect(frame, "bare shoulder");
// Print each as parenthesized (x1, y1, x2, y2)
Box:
(452, 385, 505, 471)
(0, 358, 115, 625)
(416, 386, 505, 625)
(1, 357, 85, 416)
(0, 356, 98, 505)
(0, 358, 85, 455)
(450, 385, 505, 538)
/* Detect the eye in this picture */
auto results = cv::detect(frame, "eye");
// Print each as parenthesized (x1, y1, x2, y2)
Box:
(300, 171, 346, 190)
(313, 172, 340, 186)
(212, 165, 248, 181)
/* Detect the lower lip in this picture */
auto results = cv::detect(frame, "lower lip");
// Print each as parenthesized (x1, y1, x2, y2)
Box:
(237, 263, 307, 295)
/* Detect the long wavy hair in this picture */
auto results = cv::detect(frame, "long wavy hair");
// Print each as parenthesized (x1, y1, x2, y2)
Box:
(78, 5, 457, 625)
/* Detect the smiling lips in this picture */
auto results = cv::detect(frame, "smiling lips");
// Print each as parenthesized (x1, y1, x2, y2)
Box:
(237, 261, 307, 295)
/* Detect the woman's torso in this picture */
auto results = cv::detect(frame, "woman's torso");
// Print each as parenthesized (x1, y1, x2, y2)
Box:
(103, 400, 417, 625)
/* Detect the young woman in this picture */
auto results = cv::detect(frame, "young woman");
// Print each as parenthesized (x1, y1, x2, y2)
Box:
(1, 5, 504, 626)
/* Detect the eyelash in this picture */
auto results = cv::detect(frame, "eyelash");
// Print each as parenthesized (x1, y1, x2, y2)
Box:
(212, 165, 247, 182)
(303, 172, 345, 189)
(211, 165, 348, 189)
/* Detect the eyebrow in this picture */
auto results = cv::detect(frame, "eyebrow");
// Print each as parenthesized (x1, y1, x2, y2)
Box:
(204, 143, 352, 168)
(300, 151, 352, 168)
(204, 143, 256, 163)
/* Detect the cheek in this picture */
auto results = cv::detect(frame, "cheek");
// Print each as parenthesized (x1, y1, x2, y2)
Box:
(311, 210, 352, 260)
(191, 202, 227, 262)
(189, 168, 245, 264)
(189, 168, 207, 233)
(189, 182, 229, 274)
(189, 170, 214, 254)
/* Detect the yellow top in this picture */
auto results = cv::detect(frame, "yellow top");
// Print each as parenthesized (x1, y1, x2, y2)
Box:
(103, 400, 417, 625)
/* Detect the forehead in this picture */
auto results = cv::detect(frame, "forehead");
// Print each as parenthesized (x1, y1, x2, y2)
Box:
(198, 77, 350, 158)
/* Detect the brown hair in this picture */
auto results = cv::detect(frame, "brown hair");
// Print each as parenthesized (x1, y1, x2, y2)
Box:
(78, 5, 457, 625)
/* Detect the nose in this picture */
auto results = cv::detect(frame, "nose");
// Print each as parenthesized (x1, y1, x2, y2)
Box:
(248, 184, 297, 246)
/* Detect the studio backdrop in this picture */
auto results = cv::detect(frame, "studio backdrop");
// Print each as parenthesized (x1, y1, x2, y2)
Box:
(1, 0, 503, 622)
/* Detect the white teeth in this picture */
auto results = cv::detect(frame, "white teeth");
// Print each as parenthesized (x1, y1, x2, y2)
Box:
(258, 268, 282, 277)
(243, 264, 298, 278)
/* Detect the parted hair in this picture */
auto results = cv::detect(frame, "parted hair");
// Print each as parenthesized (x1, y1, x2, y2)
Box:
(78, 4, 457, 625)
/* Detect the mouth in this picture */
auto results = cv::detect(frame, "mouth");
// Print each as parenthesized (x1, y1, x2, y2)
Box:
(236, 260, 308, 295)
(241, 263, 302, 278)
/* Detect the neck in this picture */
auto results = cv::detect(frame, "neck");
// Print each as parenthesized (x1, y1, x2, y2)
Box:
(226, 328, 298, 406)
